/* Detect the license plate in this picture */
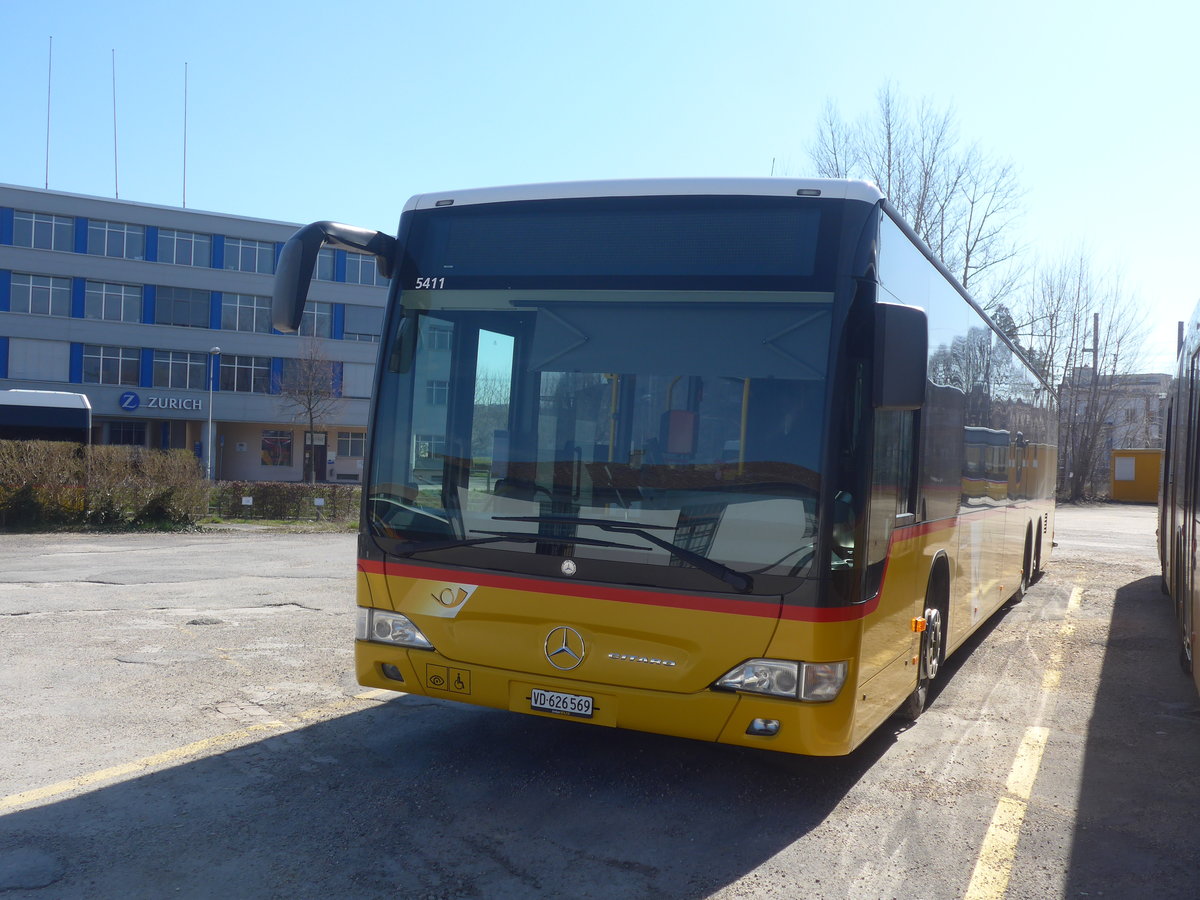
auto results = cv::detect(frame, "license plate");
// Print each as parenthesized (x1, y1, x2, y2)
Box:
(530, 688, 594, 719)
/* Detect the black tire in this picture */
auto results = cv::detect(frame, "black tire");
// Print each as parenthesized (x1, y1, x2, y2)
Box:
(898, 605, 945, 721)
(1011, 530, 1033, 604)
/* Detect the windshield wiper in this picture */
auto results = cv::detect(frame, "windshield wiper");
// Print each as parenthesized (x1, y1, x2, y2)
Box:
(392, 530, 651, 558)
(493, 515, 754, 594)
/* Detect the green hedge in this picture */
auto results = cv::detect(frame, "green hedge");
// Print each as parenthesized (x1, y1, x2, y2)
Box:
(0, 440, 363, 529)
(209, 480, 361, 521)
(0, 440, 208, 529)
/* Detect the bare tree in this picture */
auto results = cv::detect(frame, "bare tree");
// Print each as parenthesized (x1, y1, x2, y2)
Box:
(807, 84, 1024, 309)
(1017, 252, 1148, 500)
(275, 337, 343, 484)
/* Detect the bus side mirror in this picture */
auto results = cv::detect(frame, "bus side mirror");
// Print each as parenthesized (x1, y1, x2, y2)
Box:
(874, 302, 927, 410)
(272, 221, 398, 333)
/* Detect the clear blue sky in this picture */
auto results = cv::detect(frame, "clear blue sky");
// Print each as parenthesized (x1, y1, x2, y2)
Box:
(3, 0, 1196, 372)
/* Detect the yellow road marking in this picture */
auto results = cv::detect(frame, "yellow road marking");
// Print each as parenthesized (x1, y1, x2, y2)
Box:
(964, 727, 1050, 900)
(0, 689, 401, 814)
(964, 580, 1082, 899)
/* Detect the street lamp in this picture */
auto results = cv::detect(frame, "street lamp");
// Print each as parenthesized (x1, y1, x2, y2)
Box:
(207, 346, 221, 480)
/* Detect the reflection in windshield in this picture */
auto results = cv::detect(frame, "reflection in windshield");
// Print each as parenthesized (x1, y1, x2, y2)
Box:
(368, 296, 832, 584)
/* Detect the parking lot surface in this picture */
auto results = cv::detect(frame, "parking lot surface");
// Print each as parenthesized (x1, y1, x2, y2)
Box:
(1, 507, 1197, 898)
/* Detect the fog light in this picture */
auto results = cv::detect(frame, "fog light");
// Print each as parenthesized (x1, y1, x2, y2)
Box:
(747, 718, 781, 736)
(381, 663, 405, 682)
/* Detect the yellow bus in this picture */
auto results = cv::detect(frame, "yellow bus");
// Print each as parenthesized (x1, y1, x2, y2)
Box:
(1160, 302, 1200, 689)
(273, 179, 1056, 756)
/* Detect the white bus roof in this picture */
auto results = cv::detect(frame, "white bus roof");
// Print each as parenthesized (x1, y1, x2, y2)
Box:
(0, 390, 92, 411)
(403, 177, 885, 212)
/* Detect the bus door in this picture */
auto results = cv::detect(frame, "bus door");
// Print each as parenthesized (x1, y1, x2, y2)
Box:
(858, 408, 920, 687)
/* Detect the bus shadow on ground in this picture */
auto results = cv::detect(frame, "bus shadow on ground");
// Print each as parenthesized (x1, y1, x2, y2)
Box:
(1065, 574, 1200, 898)
(1, 689, 901, 898)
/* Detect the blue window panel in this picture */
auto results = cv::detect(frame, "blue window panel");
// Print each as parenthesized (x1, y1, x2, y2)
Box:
(142, 284, 157, 324)
(274, 242, 284, 266)
(209, 291, 223, 330)
(144, 226, 159, 262)
(140, 348, 154, 387)
(0, 270, 10, 312)
(69, 343, 83, 383)
(71, 278, 86, 318)
(209, 354, 221, 392)
(332, 304, 345, 340)
(332, 362, 344, 398)
(0, 207, 13, 245)
(334, 250, 347, 283)
(211, 234, 224, 269)
(73, 218, 88, 254)
(160, 421, 170, 450)
(269, 358, 284, 395)
(0, 337, 8, 379)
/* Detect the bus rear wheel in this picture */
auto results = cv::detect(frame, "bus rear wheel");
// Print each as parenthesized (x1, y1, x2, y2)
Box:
(899, 606, 945, 721)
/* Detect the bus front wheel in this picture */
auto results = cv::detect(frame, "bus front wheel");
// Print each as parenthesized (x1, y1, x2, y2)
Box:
(898, 605, 945, 721)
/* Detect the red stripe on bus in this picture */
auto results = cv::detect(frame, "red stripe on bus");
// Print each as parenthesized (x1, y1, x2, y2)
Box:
(359, 557, 782, 619)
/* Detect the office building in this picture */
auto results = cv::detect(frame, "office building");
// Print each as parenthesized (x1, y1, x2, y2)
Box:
(0, 183, 387, 483)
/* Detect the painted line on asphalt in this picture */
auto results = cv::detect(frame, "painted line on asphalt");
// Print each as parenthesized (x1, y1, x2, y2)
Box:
(963, 581, 1083, 899)
(0, 688, 402, 814)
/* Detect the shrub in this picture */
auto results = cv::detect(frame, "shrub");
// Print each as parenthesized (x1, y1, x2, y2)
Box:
(0, 440, 210, 530)
(210, 480, 360, 521)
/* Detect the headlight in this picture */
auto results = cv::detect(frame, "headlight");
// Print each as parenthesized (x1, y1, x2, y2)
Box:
(715, 658, 847, 702)
(356, 608, 434, 650)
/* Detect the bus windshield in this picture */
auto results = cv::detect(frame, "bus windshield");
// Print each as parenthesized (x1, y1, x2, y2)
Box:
(368, 290, 834, 593)
(365, 193, 847, 595)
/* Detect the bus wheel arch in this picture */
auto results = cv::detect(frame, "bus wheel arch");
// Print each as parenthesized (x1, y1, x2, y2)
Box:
(897, 556, 950, 721)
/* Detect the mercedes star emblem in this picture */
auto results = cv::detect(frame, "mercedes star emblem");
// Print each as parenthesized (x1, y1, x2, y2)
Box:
(545, 626, 586, 670)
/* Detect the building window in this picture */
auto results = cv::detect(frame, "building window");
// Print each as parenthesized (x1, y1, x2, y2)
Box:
(425, 380, 449, 405)
(337, 431, 366, 458)
(109, 421, 146, 446)
(314, 248, 335, 281)
(299, 301, 333, 338)
(344, 251, 387, 286)
(221, 293, 272, 333)
(152, 350, 207, 390)
(87, 220, 146, 260)
(224, 237, 276, 274)
(423, 324, 452, 351)
(10, 273, 70, 316)
(155, 286, 210, 328)
(261, 430, 293, 466)
(415, 433, 446, 461)
(158, 229, 212, 267)
(13, 211, 73, 251)
(83, 345, 140, 386)
(84, 281, 143, 323)
(219, 355, 270, 393)
(279, 356, 337, 394)
(343, 304, 382, 343)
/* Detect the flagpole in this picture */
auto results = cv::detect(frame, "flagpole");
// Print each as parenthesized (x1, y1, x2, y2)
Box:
(111, 49, 119, 199)
(182, 62, 188, 207)
(44, 36, 52, 189)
